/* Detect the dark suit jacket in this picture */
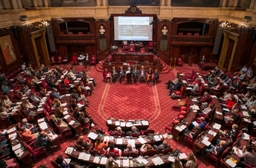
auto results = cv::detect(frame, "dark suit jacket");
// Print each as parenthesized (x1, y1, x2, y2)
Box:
(139, 69, 146, 78)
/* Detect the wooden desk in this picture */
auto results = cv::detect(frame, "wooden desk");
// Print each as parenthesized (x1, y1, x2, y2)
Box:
(172, 110, 197, 140)
(202, 62, 217, 70)
(106, 119, 149, 132)
(212, 98, 224, 124)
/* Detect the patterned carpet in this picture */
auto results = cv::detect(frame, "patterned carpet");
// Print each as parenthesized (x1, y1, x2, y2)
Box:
(33, 63, 215, 168)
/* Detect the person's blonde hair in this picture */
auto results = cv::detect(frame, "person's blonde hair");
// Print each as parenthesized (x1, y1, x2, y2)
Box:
(188, 152, 197, 163)
(173, 157, 182, 168)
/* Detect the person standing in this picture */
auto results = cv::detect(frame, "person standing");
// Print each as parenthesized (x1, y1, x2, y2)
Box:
(139, 66, 146, 83)
(126, 63, 132, 84)
(111, 66, 118, 84)
(84, 53, 90, 67)
(132, 66, 139, 84)
(118, 66, 125, 84)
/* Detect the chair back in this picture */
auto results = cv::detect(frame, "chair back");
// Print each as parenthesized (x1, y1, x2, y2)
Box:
(161, 148, 173, 154)
(143, 129, 155, 136)
(51, 161, 62, 168)
(143, 149, 158, 156)
(24, 142, 34, 154)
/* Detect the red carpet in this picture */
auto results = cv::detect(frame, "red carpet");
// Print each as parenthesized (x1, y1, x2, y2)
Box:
(33, 63, 215, 168)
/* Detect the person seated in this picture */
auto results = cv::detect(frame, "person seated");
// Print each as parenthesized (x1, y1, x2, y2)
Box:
(169, 78, 181, 96)
(198, 92, 211, 103)
(124, 144, 138, 154)
(127, 126, 140, 136)
(94, 137, 108, 153)
(63, 76, 70, 87)
(30, 76, 40, 86)
(154, 140, 170, 152)
(247, 78, 256, 91)
(76, 136, 92, 151)
(238, 71, 246, 81)
(185, 152, 197, 168)
(77, 81, 92, 96)
(54, 102, 65, 117)
(224, 109, 240, 124)
(1, 95, 13, 109)
(230, 79, 242, 91)
(53, 88, 65, 100)
(1, 82, 10, 95)
(223, 76, 233, 87)
(29, 92, 41, 104)
(111, 66, 118, 84)
(39, 87, 47, 97)
(40, 64, 48, 73)
(106, 144, 122, 157)
(106, 157, 118, 168)
(70, 66, 83, 78)
(67, 69, 76, 81)
(48, 78, 58, 90)
(16, 73, 26, 84)
(166, 77, 180, 90)
(218, 70, 227, 80)
(34, 131, 54, 150)
(219, 90, 232, 103)
(0, 158, 20, 168)
(24, 67, 32, 77)
(0, 107, 15, 120)
(191, 79, 201, 95)
(103, 68, 111, 83)
(50, 114, 69, 131)
(70, 89, 88, 105)
(205, 140, 226, 156)
(20, 127, 36, 141)
(20, 84, 29, 94)
(236, 144, 256, 168)
(172, 157, 183, 168)
(218, 124, 239, 140)
(21, 118, 38, 133)
(187, 126, 201, 140)
(20, 104, 37, 117)
(246, 95, 256, 107)
(13, 90, 23, 101)
(110, 126, 124, 136)
(208, 76, 218, 88)
(23, 99, 35, 109)
(140, 143, 155, 154)
(55, 155, 69, 168)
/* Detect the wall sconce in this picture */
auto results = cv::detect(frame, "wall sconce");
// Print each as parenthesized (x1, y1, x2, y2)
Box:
(219, 21, 231, 30)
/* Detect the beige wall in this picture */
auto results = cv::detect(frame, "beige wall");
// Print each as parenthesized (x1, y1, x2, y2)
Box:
(0, 6, 255, 28)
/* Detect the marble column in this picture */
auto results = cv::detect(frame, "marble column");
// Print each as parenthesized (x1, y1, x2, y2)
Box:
(221, 0, 227, 7)
(233, 0, 239, 8)
(102, 0, 107, 6)
(11, 0, 18, 9)
(160, 0, 165, 6)
(17, 0, 23, 9)
(32, 0, 38, 7)
(43, 0, 49, 7)
(249, 0, 256, 9)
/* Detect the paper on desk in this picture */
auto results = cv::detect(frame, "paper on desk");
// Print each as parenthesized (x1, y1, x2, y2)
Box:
(115, 159, 120, 166)
(38, 118, 45, 123)
(168, 156, 175, 162)
(225, 159, 236, 168)
(180, 125, 186, 130)
(137, 137, 146, 144)
(78, 152, 86, 160)
(208, 130, 217, 136)
(88, 132, 98, 140)
(50, 134, 58, 140)
(137, 158, 148, 165)
(8, 132, 17, 140)
(115, 121, 120, 126)
(242, 111, 250, 117)
(64, 115, 70, 120)
(107, 120, 112, 124)
(141, 120, 149, 125)
(192, 121, 199, 127)
(64, 158, 71, 164)
(152, 156, 164, 165)
(215, 111, 223, 115)
(190, 105, 199, 110)
(186, 87, 192, 90)
(202, 139, 211, 146)
(154, 135, 161, 141)
(116, 138, 123, 144)
(1, 129, 7, 134)
(14, 148, 23, 155)
(126, 122, 133, 127)
(242, 133, 250, 140)
(69, 120, 75, 125)
(182, 80, 187, 84)
(179, 153, 187, 160)
(241, 105, 247, 110)
(39, 122, 48, 130)
(100, 157, 107, 165)
(120, 122, 126, 127)
(7, 127, 16, 134)
(223, 108, 230, 112)
(77, 103, 83, 108)
(12, 143, 21, 151)
(65, 147, 74, 154)
(253, 121, 256, 125)
(134, 120, 141, 126)
(213, 123, 221, 130)
(244, 118, 251, 123)
(123, 159, 129, 167)
(93, 156, 100, 163)
(84, 153, 91, 161)
(128, 139, 135, 148)
(163, 133, 168, 139)
(104, 136, 110, 142)
(233, 147, 243, 155)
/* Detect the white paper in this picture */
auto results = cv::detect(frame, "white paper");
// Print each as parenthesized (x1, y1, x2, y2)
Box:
(107, 120, 112, 124)
(69, 120, 75, 125)
(241, 105, 247, 110)
(65, 147, 74, 154)
(115, 121, 120, 126)
(64, 158, 71, 164)
(141, 120, 149, 125)
(126, 122, 133, 127)
(190, 105, 199, 110)
(100, 157, 107, 164)
(12, 143, 21, 151)
(115, 160, 121, 166)
(93, 156, 100, 163)
(7, 127, 16, 134)
(78, 152, 86, 160)
(61, 103, 67, 107)
(223, 108, 230, 112)
(152, 156, 164, 165)
(63, 111, 68, 115)
(64, 115, 70, 120)
(38, 118, 45, 123)
(213, 123, 221, 130)
(84, 153, 91, 161)
(215, 111, 223, 115)
(137, 158, 148, 165)
(127, 139, 135, 148)
(154, 135, 161, 141)
(88, 132, 98, 140)
(242, 133, 250, 140)
(168, 156, 175, 162)
(233, 147, 243, 155)
(208, 130, 217, 136)
(39, 122, 48, 130)
(179, 153, 187, 160)
(163, 133, 168, 139)
(137, 137, 146, 144)
(123, 159, 129, 167)
(253, 121, 256, 125)
(120, 122, 126, 127)
(202, 139, 211, 146)
(242, 111, 249, 117)
(1, 129, 7, 134)
(225, 159, 236, 168)
(243, 118, 251, 123)
(116, 138, 123, 144)
(8, 132, 17, 140)
(192, 121, 199, 127)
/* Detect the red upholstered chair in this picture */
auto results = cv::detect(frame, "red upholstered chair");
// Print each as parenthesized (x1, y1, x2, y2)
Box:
(194, 33, 199, 36)
(51, 161, 62, 168)
(45, 103, 55, 115)
(187, 32, 192, 35)
(122, 41, 129, 51)
(123, 151, 139, 157)
(68, 32, 73, 34)
(71, 55, 78, 65)
(141, 129, 154, 136)
(90, 55, 97, 65)
(206, 147, 231, 167)
(192, 85, 204, 96)
(177, 57, 183, 66)
(139, 47, 145, 54)
(148, 41, 154, 51)
(171, 86, 185, 99)
(178, 32, 183, 35)
(130, 133, 140, 138)
(24, 141, 46, 162)
(51, 121, 72, 138)
(78, 32, 83, 34)
(41, 80, 49, 90)
(50, 56, 56, 65)
(161, 148, 173, 155)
